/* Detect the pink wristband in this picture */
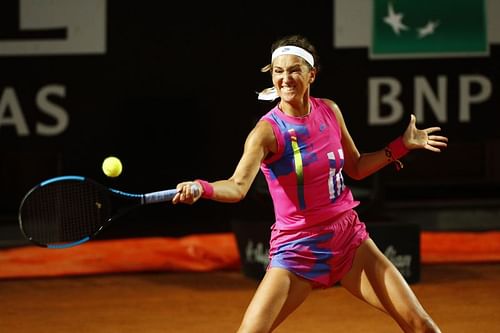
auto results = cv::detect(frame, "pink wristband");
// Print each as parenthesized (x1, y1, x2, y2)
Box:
(195, 179, 214, 199)
(385, 136, 409, 171)
(388, 136, 409, 160)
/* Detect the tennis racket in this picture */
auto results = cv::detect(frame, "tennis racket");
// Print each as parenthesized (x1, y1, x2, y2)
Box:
(18, 175, 197, 249)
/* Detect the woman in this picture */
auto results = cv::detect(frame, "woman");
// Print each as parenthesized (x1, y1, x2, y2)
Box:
(173, 34, 447, 333)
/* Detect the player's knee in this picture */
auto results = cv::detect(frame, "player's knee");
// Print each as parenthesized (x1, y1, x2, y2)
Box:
(408, 315, 441, 333)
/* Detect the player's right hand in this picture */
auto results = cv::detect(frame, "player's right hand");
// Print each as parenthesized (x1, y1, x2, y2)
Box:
(172, 181, 202, 205)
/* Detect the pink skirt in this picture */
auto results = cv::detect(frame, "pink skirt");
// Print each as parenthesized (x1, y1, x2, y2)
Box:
(268, 209, 369, 288)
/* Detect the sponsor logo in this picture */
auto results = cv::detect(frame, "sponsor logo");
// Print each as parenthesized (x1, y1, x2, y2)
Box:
(384, 245, 413, 278)
(334, 0, 498, 59)
(372, 0, 488, 59)
(245, 239, 270, 268)
(0, 0, 106, 56)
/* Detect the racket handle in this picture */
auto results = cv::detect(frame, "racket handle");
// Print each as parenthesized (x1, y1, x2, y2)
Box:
(143, 184, 200, 204)
(143, 189, 178, 204)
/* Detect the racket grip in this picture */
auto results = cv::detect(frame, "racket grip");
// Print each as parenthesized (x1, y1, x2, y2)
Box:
(143, 189, 178, 204)
(143, 185, 200, 204)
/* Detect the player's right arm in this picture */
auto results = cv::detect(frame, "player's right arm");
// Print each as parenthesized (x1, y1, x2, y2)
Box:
(173, 120, 276, 204)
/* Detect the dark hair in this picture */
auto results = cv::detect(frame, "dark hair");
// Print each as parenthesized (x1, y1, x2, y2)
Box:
(261, 34, 320, 73)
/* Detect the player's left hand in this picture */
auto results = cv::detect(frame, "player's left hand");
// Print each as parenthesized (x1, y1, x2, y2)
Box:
(403, 114, 448, 152)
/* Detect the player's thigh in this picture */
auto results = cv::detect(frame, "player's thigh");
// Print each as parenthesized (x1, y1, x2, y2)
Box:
(270, 268, 314, 330)
(340, 239, 386, 311)
(239, 268, 312, 332)
(341, 238, 419, 314)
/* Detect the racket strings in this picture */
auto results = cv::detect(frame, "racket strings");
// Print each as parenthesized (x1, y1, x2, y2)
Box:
(20, 181, 111, 244)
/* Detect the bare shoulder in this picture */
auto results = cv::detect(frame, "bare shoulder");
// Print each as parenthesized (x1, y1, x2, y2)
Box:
(320, 98, 345, 123)
(245, 119, 276, 151)
(251, 119, 274, 138)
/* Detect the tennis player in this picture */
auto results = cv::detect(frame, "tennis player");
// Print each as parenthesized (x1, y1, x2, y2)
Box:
(173, 34, 446, 333)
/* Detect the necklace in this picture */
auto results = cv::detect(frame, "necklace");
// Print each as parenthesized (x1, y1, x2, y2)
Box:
(279, 104, 311, 118)
(299, 104, 312, 118)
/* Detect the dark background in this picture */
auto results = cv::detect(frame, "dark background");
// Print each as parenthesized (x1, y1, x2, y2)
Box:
(1, 1, 499, 243)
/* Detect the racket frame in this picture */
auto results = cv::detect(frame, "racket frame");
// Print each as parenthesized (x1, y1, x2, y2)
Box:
(19, 175, 181, 249)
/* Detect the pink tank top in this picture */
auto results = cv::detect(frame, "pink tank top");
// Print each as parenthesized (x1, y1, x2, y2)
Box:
(260, 97, 359, 230)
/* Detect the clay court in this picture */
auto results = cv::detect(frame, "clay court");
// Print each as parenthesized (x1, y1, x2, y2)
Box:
(1, 233, 499, 332)
(1, 264, 499, 332)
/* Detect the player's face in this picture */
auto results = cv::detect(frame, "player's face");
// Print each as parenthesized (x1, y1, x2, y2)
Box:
(271, 55, 314, 103)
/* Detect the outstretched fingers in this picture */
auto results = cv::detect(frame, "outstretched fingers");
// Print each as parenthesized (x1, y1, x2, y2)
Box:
(424, 126, 443, 134)
(426, 135, 448, 152)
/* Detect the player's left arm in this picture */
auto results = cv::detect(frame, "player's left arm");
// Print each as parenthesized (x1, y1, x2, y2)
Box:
(322, 98, 447, 180)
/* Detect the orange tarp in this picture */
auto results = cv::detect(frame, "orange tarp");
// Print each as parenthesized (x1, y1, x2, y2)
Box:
(0, 233, 241, 279)
(420, 230, 500, 264)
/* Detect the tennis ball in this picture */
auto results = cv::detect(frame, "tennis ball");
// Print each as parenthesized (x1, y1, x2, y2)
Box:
(102, 156, 122, 178)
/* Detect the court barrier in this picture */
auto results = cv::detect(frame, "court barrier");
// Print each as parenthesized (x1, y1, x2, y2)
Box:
(1, 228, 499, 280)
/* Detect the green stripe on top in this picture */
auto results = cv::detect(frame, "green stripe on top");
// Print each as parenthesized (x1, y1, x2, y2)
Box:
(289, 129, 305, 210)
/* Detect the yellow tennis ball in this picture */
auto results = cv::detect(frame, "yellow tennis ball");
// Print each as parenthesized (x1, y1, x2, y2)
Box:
(102, 156, 122, 178)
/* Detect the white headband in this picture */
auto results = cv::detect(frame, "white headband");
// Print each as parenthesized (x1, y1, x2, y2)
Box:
(271, 46, 314, 67)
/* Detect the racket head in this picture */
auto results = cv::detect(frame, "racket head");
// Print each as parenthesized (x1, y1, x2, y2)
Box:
(18, 176, 114, 249)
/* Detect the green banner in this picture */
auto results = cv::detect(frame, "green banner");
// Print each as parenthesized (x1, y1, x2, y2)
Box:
(371, 0, 488, 58)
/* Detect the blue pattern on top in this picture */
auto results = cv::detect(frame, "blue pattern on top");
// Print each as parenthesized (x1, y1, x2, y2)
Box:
(267, 112, 318, 180)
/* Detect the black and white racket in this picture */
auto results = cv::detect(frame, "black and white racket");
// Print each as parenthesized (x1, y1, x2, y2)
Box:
(18, 175, 195, 249)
